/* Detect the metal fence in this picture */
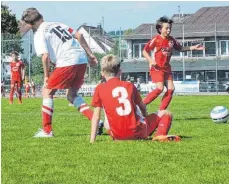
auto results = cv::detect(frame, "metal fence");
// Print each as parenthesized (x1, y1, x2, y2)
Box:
(1, 23, 229, 94)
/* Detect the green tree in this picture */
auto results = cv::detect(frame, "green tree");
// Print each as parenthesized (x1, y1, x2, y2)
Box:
(31, 55, 43, 76)
(124, 28, 133, 35)
(1, 3, 24, 55)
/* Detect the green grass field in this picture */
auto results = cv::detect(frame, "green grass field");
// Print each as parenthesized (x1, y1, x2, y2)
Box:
(2, 96, 229, 184)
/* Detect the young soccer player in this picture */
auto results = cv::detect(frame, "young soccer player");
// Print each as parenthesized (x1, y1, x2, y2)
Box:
(142, 16, 205, 110)
(24, 80, 31, 98)
(9, 51, 25, 104)
(19, 8, 100, 137)
(90, 54, 180, 143)
(31, 79, 36, 98)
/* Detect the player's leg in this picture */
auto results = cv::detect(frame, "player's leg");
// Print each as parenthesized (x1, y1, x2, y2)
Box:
(143, 70, 164, 105)
(34, 87, 57, 137)
(150, 110, 180, 142)
(67, 88, 94, 120)
(17, 81, 23, 103)
(160, 75, 174, 110)
(9, 81, 15, 104)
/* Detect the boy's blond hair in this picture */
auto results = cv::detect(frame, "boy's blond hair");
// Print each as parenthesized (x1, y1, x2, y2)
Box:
(101, 54, 120, 76)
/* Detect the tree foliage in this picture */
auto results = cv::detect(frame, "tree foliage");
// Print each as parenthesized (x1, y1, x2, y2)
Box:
(1, 3, 24, 54)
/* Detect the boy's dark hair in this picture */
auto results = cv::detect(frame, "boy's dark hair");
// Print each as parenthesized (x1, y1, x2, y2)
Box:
(11, 51, 19, 56)
(21, 8, 43, 25)
(156, 16, 173, 34)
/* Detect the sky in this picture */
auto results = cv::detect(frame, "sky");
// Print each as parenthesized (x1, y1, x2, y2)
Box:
(3, 1, 229, 32)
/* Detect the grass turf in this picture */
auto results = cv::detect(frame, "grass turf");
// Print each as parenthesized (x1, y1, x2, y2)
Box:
(1, 96, 229, 184)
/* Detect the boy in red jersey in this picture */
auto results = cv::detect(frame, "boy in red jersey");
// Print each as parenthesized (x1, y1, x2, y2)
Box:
(90, 54, 180, 143)
(143, 16, 205, 110)
(31, 79, 36, 98)
(24, 81, 31, 98)
(9, 51, 25, 104)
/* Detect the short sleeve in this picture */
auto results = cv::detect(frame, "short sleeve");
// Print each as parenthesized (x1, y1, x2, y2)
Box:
(68, 27, 77, 36)
(34, 30, 48, 57)
(92, 85, 103, 107)
(144, 36, 157, 53)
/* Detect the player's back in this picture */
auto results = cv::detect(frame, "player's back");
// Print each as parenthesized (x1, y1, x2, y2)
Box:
(95, 78, 141, 139)
(34, 22, 88, 67)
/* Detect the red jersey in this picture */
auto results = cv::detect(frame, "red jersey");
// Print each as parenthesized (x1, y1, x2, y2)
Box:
(10, 61, 24, 81)
(92, 77, 143, 140)
(144, 34, 182, 72)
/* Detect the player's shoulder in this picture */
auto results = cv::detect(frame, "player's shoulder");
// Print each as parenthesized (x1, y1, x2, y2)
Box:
(168, 35, 175, 41)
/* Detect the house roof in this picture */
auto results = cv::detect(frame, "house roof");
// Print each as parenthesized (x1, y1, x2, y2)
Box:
(78, 25, 115, 50)
(124, 6, 229, 40)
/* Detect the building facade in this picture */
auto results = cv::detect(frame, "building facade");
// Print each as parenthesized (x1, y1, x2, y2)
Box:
(121, 6, 229, 91)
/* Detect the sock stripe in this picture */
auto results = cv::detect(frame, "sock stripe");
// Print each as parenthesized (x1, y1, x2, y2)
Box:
(42, 105, 53, 113)
(42, 108, 53, 116)
(79, 106, 90, 112)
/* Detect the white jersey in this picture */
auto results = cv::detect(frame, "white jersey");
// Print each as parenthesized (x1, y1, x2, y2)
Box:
(34, 22, 88, 67)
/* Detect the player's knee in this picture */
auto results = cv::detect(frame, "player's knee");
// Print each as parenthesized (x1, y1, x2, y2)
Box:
(155, 87, 163, 95)
(72, 96, 86, 109)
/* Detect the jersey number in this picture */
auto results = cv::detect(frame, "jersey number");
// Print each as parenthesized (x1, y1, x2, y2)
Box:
(112, 87, 131, 116)
(50, 26, 72, 43)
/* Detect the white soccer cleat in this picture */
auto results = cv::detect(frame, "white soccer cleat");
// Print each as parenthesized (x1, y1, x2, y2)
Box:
(33, 128, 54, 138)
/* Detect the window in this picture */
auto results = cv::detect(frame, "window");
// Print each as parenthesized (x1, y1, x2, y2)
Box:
(205, 42, 216, 56)
(133, 44, 139, 58)
(140, 43, 146, 58)
(206, 71, 216, 81)
(220, 40, 229, 56)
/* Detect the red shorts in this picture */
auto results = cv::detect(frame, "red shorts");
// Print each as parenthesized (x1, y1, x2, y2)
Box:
(11, 80, 22, 88)
(150, 68, 173, 83)
(134, 113, 161, 139)
(109, 113, 161, 140)
(47, 64, 87, 89)
(25, 87, 30, 92)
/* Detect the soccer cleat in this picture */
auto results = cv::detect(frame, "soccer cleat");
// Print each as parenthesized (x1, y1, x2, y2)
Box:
(33, 128, 54, 138)
(96, 120, 104, 135)
(152, 135, 181, 142)
(18, 100, 22, 104)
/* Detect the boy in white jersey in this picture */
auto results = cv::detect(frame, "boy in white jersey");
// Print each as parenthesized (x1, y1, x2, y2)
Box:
(19, 8, 101, 137)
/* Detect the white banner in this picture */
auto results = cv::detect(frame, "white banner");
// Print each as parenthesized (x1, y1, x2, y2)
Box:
(78, 81, 199, 96)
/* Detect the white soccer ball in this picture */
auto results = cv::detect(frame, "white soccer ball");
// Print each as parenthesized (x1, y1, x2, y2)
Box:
(210, 106, 229, 123)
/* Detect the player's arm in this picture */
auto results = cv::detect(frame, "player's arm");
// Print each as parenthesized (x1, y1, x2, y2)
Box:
(179, 44, 205, 52)
(90, 107, 101, 143)
(73, 32, 98, 66)
(134, 86, 147, 117)
(41, 53, 50, 87)
(142, 38, 157, 67)
(173, 38, 205, 52)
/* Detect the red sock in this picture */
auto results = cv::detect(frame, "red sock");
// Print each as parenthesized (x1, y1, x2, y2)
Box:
(17, 88, 22, 102)
(155, 114, 172, 136)
(143, 88, 162, 105)
(9, 87, 14, 102)
(42, 98, 54, 133)
(160, 89, 174, 110)
(78, 104, 93, 120)
(73, 96, 93, 120)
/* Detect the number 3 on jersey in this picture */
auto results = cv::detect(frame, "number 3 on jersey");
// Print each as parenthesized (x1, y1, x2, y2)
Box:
(112, 87, 131, 116)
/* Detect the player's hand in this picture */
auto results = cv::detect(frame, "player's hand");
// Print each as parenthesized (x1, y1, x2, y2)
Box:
(150, 60, 160, 71)
(191, 44, 205, 51)
(88, 54, 98, 67)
